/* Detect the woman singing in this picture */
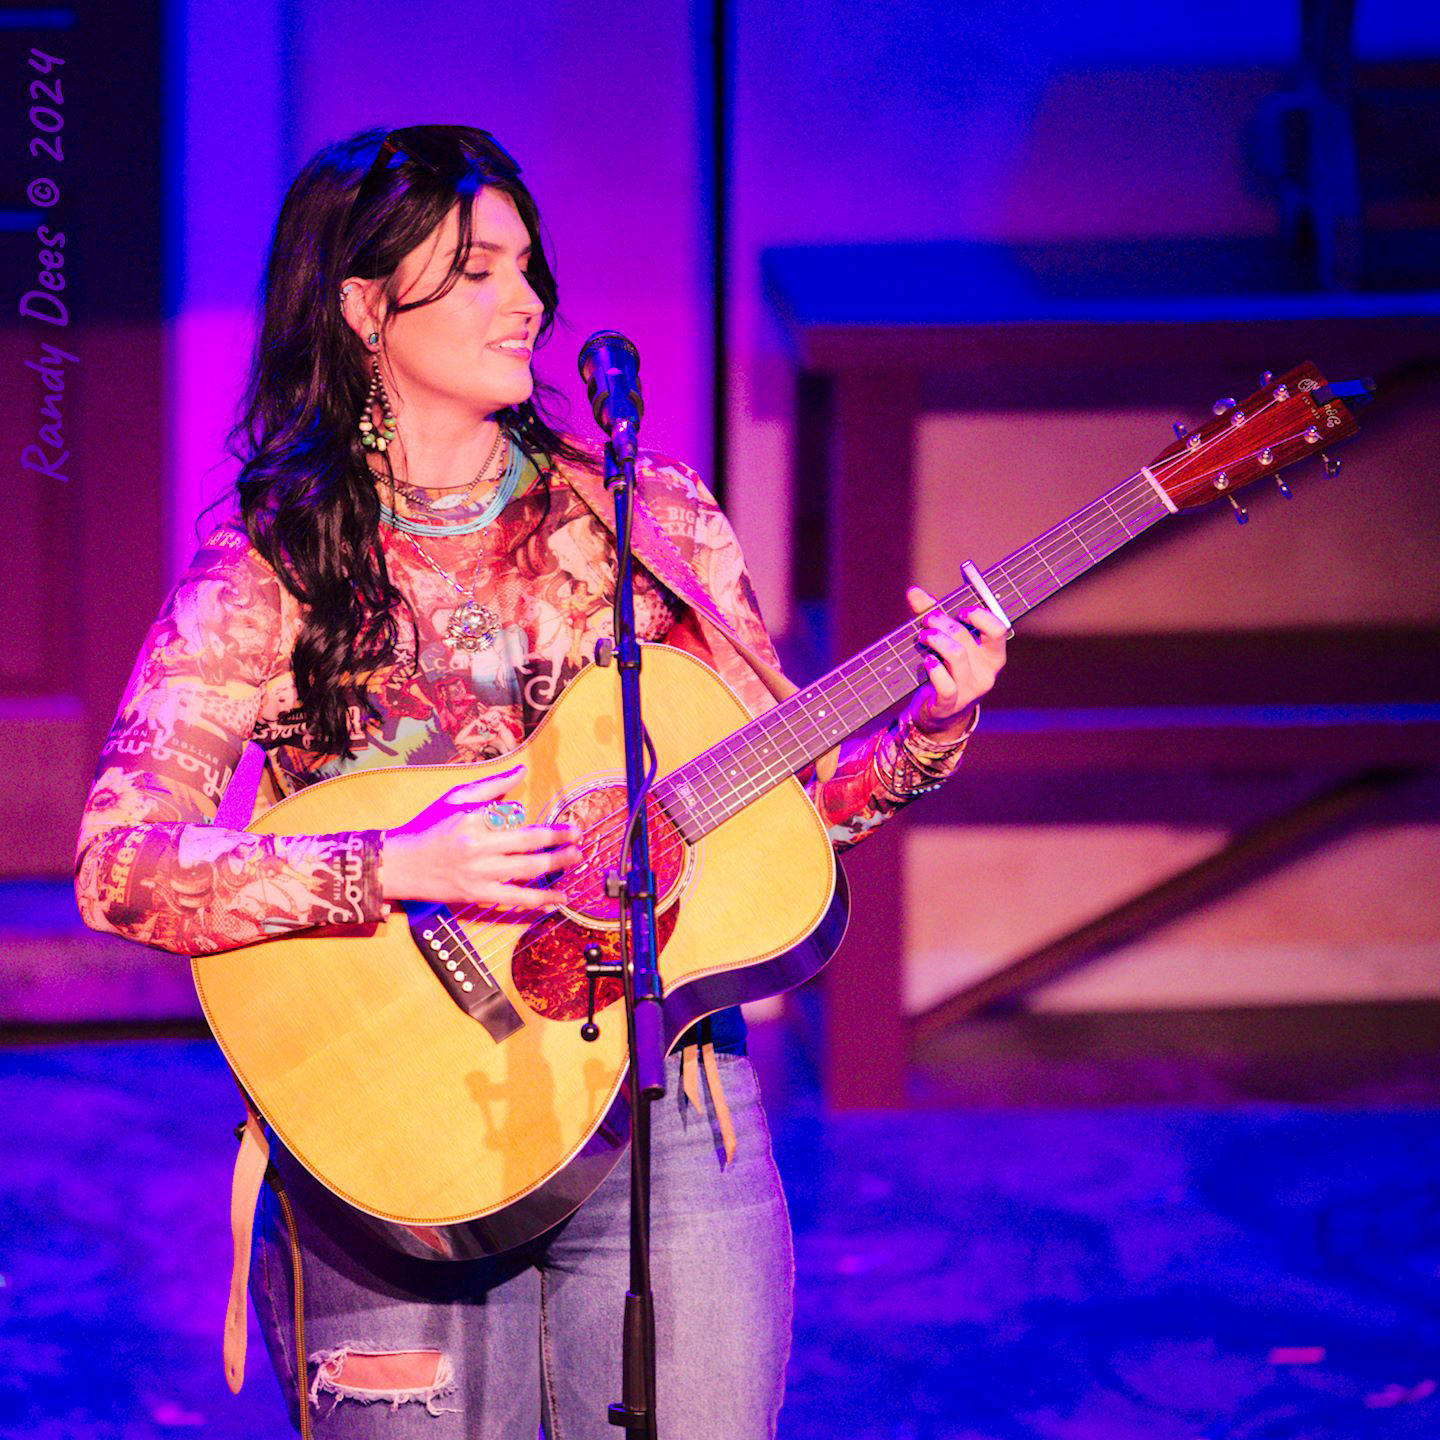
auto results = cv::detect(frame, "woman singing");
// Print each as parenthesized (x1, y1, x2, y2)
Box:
(74, 125, 1006, 1437)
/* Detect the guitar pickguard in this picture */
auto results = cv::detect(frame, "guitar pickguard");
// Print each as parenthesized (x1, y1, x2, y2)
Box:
(512, 907, 681, 1022)
(513, 778, 690, 1021)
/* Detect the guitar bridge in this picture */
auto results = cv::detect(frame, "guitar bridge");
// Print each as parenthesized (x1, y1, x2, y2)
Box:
(406, 904, 525, 1043)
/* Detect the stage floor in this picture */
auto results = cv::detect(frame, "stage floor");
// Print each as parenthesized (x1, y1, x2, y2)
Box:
(3, 1037, 1438, 1439)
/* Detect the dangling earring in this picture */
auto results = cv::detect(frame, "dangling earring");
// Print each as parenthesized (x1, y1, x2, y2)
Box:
(359, 355, 398, 452)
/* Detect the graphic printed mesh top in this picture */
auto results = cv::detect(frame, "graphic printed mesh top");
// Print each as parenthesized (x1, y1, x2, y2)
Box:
(75, 449, 972, 956)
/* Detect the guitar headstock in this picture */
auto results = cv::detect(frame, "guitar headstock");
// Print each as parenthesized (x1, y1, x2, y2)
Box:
(1148, 362, 1371, 514)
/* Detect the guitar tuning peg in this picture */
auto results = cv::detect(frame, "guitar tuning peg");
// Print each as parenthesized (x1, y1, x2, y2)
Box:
(1322, 454, 1342, 478)
(1260, 370, 1274, 386)
(1228, 495, 1249, 524)
(1275, 475, 1292, 498)
(1212, 396, 1236, 415)
(1173, 421, 1189, 440)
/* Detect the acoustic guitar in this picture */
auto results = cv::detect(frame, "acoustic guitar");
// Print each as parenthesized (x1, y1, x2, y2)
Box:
(193, 362, 1365, 1259)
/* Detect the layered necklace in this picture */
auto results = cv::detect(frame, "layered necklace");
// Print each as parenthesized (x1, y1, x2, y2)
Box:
(373, 427, 523, 653)
(389, 424, 506, 513)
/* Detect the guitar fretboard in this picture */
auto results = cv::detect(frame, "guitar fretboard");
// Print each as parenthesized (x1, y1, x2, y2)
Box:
(655, 470, 1171, 843)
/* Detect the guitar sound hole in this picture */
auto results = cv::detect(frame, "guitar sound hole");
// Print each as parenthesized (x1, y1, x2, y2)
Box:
(512, 908, 680, 1021)
(512, 782, 689, 1023)
(548, 783, 689, 923)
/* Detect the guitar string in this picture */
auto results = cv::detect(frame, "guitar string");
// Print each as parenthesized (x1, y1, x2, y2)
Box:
(684, 469, 1170, 790)
(961, 389, 1291, 608)
(674, 474, 1170, 817)
(592, 399, 1298, 840)
(983, 395, 1291, 603)
(490, 398, 1288, 886)
(689, 392, 1294, 768)
(427, 519, 1229, 985)
(916, 424, 1294, 644)
(421, 484, 1169, 986)
(688, 393, 1303, 827)
(526, 393, 1295, 849)
(430, 410, 1296, 980)
(422, 392, 1307, 983)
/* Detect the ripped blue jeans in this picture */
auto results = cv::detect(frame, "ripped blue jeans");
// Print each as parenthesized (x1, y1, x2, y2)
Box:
(251, 1053, 794, 1438)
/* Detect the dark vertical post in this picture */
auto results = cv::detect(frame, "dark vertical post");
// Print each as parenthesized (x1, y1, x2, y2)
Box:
(709, 0, 732, 504)
(792, 371, 833, 607)
(1299, 0, 1360, 289)
(822, 368, 918, 1108)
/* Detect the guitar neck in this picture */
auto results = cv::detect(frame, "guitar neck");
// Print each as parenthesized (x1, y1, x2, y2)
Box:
(656, 469, 1172, 844)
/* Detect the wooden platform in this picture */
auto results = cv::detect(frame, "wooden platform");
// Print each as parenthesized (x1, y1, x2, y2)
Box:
(766, 236, 1440, 1108)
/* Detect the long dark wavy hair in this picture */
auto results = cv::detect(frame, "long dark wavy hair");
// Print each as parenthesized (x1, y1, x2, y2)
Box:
(228, 125, 588, 758)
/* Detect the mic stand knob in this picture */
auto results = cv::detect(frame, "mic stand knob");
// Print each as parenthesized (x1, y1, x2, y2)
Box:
(580, 943, 624, 1043)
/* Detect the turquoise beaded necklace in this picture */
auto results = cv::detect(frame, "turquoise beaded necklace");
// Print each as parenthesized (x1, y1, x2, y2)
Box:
(376, 431, 524, 537)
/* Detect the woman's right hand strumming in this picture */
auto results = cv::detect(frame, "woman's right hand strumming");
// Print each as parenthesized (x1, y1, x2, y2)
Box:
(381, 765, 582, 908)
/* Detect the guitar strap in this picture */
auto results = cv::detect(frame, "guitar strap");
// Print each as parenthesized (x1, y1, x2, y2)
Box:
(556, 461, 799, 708)
(224, 1086, 313, 1435)
(224, 1097, 268, 1394)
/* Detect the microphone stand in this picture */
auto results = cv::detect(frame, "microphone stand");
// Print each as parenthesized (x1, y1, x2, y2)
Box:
(598, 429, 667, 1440)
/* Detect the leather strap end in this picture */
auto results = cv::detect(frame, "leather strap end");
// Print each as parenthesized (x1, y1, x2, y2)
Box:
(679, 1042, 704, 1116)
(700, 1041, 738, 1169)
(223, 1109, 270, 1394)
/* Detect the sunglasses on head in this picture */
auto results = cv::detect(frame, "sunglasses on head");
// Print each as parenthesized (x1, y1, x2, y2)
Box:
(346, 125, 521, 238)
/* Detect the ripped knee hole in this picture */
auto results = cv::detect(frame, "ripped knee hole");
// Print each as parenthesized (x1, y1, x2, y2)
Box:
(309, 1347, 457, 1414)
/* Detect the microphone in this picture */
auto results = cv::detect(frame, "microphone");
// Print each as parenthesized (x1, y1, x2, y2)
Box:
(577, 331, 643, 463)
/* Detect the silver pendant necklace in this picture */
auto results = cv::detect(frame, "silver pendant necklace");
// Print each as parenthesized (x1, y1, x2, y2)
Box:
(401, 531, 500, 653)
